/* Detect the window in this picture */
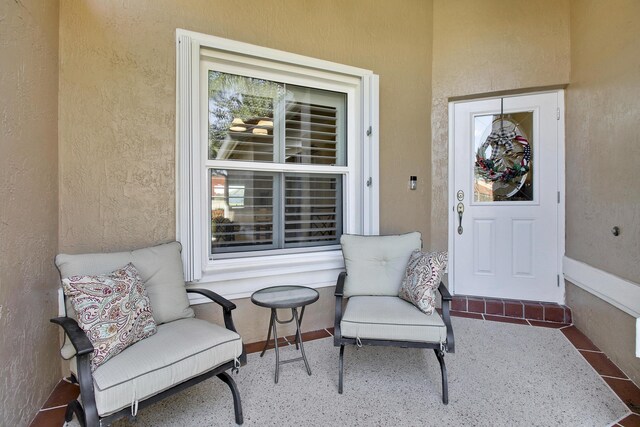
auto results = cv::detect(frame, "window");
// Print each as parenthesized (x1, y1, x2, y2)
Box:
(176, 30, 378, 297)
(206, 73, 345, 254)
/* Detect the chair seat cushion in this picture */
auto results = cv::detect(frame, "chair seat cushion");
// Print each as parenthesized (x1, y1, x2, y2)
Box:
(71, 318, 243, 416)
(340, 296, 446, 343)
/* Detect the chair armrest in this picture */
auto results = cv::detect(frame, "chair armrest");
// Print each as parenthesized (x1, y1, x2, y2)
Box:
(187, 288, 236, 312)
(335, 271, 346, 297)
(50, 317, 94, 357)
(436, 280, 455, 353)
(186, 288, 246, 364)
(187, 288, 238, 332)
(438, 281, 452, 301)
(51, 317, 99, 423)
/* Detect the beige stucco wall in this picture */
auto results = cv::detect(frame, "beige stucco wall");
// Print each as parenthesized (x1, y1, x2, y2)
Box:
(430, 0, 571, 250)
(566, 282, 639, 384)
(564, 0, 640, 386)
(58, 0, 434, 339)
(0, 0, 61, 425)
(58, 0, 434, 255)
(565, 0, 640, 284)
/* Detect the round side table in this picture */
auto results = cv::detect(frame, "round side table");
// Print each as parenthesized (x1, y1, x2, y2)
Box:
(251, 285, 319, 383)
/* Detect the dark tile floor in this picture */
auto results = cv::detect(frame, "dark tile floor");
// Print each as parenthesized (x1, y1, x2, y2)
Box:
(30, 318, 639, 426)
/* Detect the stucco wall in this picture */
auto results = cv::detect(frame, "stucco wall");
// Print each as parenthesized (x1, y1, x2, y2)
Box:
(566, 282, 639, 384)
(430, 0, 570, 250)
(564, 0, 640, 386)
(57, 0, 434, 341)
(565, 0, 640, 284)
(0, 0, 61, 425)
(58, 0, 434, 255)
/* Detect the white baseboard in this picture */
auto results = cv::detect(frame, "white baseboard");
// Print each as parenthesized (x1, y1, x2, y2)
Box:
(563, 256, 640, 358)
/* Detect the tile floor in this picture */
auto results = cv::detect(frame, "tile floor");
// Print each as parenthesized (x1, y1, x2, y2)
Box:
(30, 316, 640, 427)
(451, 294, 573, 324)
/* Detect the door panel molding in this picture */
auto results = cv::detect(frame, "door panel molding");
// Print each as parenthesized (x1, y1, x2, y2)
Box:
(511, 218, 535, 278)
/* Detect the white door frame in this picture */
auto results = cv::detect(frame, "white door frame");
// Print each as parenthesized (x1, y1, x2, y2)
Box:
(447, 89, 566, 302)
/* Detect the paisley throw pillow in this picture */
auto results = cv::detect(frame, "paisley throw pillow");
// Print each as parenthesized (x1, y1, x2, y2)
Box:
(398, 250, 448, 314)
(62, 263, 157, 370)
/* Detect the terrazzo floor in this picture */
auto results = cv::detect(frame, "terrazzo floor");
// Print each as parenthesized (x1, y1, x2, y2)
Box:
(54, 317, 633, 427)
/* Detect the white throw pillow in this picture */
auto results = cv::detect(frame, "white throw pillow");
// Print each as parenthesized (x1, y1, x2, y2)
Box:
(398, 250, 448, 314)
(62, 263, 157, 370)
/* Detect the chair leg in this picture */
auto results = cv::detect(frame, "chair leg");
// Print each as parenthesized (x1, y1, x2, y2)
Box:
(76, 356, 100, 427)
(217, 371, 244, 425)
(434, 349, 449, 404)
(338, 344, 345, 394)
(65, 400, 86, 427)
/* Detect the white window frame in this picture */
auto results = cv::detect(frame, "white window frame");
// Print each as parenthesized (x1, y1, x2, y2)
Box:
(176, 29, 379, 300)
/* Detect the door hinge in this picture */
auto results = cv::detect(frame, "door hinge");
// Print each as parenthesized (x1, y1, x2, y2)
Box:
(366, 177, 373, 187)
(557, 191, 560, 204)
(366, 126, 372, 136)
(556, 108, 560, 120)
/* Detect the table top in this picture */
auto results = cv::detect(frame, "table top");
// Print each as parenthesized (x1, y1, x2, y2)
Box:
(251, 285, 319, 309)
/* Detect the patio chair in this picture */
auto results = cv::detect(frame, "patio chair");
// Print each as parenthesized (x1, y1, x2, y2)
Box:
(333, 232, 455, 403)
(51, 241, 246, 426)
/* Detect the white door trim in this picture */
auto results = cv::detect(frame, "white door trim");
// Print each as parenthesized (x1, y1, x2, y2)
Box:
(447, 89, 566, 302)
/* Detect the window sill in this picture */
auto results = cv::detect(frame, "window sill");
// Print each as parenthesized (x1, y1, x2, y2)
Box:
(187, 250, 344, 302)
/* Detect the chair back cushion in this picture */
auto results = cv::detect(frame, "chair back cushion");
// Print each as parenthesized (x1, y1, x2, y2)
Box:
(56, 241, 194, 326)
(341, 232, 422, 297)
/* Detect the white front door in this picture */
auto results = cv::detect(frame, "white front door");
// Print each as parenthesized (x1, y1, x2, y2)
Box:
(450, 92, 564, 303)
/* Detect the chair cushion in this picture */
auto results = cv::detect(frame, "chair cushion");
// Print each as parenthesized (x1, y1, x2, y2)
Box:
(62, 263, 157, 370)
(340, 296, 447, 343)
(398, 250, 448, 314)
(340, 232, 422, 297)
(71, 318, 243, 416)
(57, 242, 194, 358)
(57, 241, 193, 319)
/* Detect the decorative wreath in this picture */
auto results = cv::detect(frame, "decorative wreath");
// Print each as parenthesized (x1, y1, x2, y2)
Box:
(475, 119, 531, 185)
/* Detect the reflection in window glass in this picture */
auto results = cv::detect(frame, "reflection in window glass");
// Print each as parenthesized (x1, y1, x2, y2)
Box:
(208, 72, 282, 162)
(284, 174, 342, 246)
(208, 72, 346, 166)
(207, 71, 347, 256)
(210, 170, 274, 252)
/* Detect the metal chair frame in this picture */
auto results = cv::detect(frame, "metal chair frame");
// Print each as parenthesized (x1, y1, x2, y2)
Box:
(51, 288, 247, 426)
(333, 271, 455, 404)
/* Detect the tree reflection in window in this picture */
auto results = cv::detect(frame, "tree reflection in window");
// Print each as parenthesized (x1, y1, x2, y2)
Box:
(208, 72, 285, 161)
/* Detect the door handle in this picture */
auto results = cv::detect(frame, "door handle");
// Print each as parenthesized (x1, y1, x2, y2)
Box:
(457, 203, 464, 235)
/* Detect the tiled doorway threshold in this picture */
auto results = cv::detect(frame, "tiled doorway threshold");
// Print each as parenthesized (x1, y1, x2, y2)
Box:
(451, 294, 573, 325)
(30, 319, 639, 427)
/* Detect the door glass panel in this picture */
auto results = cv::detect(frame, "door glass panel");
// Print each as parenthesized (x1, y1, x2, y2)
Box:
(473, 112, 533, 202)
